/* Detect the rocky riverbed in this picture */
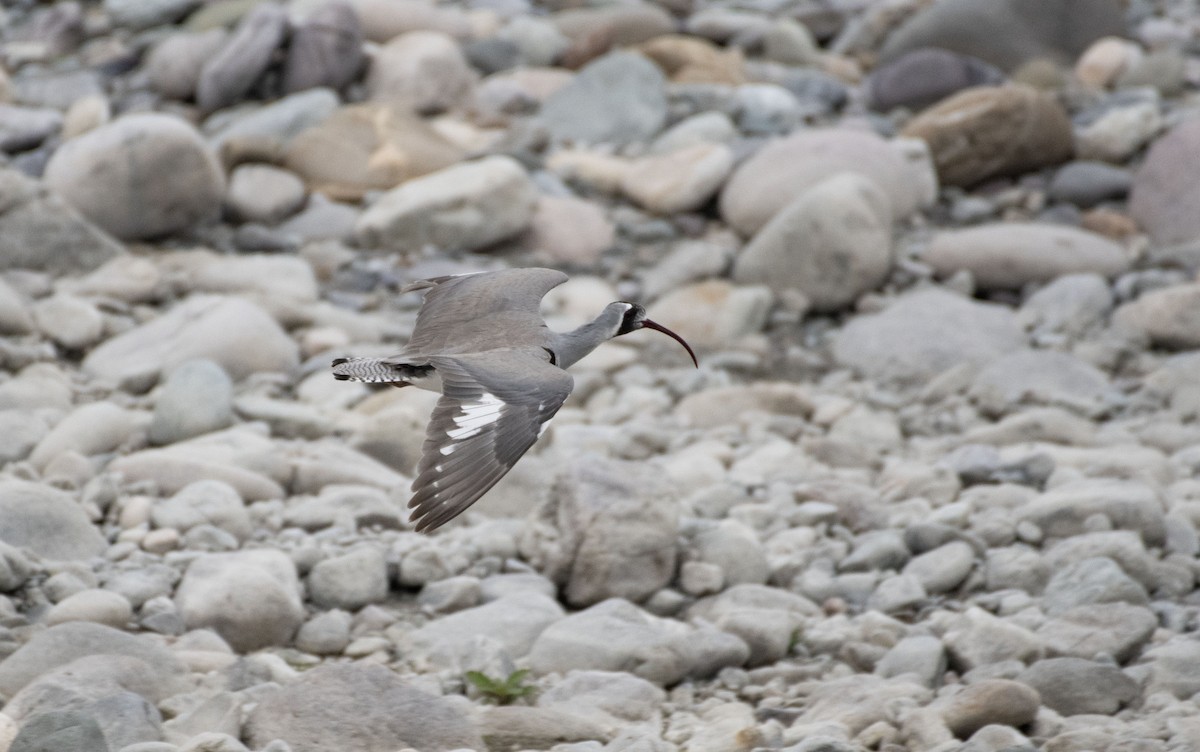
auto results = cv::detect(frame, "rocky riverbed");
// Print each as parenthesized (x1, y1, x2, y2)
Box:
(1, 0, 1200, 750)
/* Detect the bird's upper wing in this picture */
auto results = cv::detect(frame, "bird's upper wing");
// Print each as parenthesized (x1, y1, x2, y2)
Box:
(403, 268, 568, 355)
(408, 348, 573, 532)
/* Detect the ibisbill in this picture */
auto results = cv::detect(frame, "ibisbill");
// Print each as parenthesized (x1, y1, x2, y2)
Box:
(331, 267, 698, 533)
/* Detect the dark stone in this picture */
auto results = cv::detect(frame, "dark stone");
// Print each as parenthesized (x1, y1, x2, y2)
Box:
(868, 48, 1004, 111)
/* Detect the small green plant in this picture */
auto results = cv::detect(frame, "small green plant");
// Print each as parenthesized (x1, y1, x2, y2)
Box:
(465, 669, 536, 705)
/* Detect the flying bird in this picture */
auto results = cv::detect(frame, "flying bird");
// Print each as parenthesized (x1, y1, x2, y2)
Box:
(331, 268, 698, 533)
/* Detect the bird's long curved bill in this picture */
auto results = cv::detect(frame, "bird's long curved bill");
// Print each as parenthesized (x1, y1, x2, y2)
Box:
(642, 319, 699, 368)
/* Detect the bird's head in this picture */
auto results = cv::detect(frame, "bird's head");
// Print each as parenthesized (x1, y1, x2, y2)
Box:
(611, 302, 699, 367)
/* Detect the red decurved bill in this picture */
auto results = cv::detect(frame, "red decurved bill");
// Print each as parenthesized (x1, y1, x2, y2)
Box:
(641, 319, 699, 368)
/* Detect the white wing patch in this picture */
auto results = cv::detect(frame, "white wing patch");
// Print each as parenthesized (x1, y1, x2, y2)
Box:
(445, 391, 504, 440)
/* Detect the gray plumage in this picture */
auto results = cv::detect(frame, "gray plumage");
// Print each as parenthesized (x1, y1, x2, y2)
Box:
(332, 267, 697, 533)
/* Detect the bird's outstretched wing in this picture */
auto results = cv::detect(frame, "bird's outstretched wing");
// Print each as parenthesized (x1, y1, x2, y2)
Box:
(404, 268, 568, 355)
(409, 348, 573, 532)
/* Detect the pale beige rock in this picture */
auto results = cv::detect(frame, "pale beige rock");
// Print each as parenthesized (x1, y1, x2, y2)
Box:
(620, 144, 733, 215)
(31, 294, 104, 349)
(61, 94, 109, 140)
(45, 589, 133, 628)
(1115, 284, 1200, 349)
(30, 402, 147, 470)
(366, 30, 477, 114)
(647, 280, 772, 351)
(356, 155, 536, 252)
(546, 150, 631, 194)
(923, 223, 1129, 290)
(284, 103, 464, 201)
(522, 195, 614, 264)
(1075, 36, 1142, 89)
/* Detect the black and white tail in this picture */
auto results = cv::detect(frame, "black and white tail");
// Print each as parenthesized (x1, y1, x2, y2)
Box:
(331, 357, 432, 384)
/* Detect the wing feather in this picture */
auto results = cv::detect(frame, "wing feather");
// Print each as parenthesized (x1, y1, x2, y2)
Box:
(408, 349, 572, 533)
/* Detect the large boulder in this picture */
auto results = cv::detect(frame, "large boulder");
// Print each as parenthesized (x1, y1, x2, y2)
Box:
(83, 296, 298, 385)
(44, 114, 224, 241)
(1130, 118, 1200, 245)
(833, 288, 1025, 385)
(175, 549, 304, 652)
(0, 168, 123, 275)
(733, 172, 893, 311)
(244, 663, 484, 751)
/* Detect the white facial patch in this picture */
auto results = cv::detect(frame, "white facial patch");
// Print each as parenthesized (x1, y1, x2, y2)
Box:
(446, 392, 504, 440)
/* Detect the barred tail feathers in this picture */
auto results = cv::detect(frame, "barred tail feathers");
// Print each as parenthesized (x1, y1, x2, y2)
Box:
(331, 357, 408, 383)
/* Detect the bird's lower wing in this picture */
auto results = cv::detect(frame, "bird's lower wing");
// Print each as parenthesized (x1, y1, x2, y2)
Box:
(408, 350, 573, 533)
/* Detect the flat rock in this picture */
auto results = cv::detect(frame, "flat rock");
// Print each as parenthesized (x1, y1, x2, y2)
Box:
(150, 479, 252, 541)
(175, 549, 304, 652)
(9, 710, 109, 752)
(719, 128, 930, 237)
(733, 172, 893, 311)
(479, 706, 608, 751)
(44, 114, 224, 241)
(619, 143, 733, 215)
(0, 479, 106, 561)
(84, 295, 298, 384)
(0, 621, 184, 698)
(833, 288, 1024, 385)
(923, 223, 1129, 290)
(1015, 479, 1165, 545)
(1075, 100, 1162, 163)
(878, 0, 1126, 72)
(244, 663, 484, 751)
(30, 401, 145, 470)
(208, 87, 340, 154)
(902, 541, 976, 594)
(1018, 273, 1113, 338)
(45, 589, 133, 628)
(528, 598, 748, 685)
(1049, 161, 1132, 207)
(196, 3, 287, 112)
(404, 591, 564, 669)
(1115, 283, 1200, 349)
(356, 154, 535, 252)
(901, 85, 1074, 187)
(283, 102, 463, 201)
(539, 51, 668, 146)
(876, 635, 947, 688)
(0, 168, 124, 275)
(969, 349, 1113, 416)
(366, 30, 476, 114)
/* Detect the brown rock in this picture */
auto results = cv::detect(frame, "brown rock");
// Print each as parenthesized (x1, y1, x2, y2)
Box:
(553, 4, 675, 48)
(901, 85, 1073, 187)
(480, 706, 609, 751)
(939, 679, 1040, 738)
(1081, 208, 1137, 239)
(637, 35, 745, 85)
(283, 103, 463, 200)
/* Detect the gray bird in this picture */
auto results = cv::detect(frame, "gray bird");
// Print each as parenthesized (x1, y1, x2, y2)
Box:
(331, 268, 698, 533)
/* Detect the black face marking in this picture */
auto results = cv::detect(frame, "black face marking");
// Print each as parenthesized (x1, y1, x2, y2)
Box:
(615, 302, 645, 336)
(542, 347, 558, 366)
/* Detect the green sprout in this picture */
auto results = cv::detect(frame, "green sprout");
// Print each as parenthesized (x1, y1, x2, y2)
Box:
(465, 669, 536, 705)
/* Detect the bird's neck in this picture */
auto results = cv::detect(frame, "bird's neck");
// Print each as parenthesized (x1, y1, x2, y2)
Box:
(554, 307, 624, 369)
